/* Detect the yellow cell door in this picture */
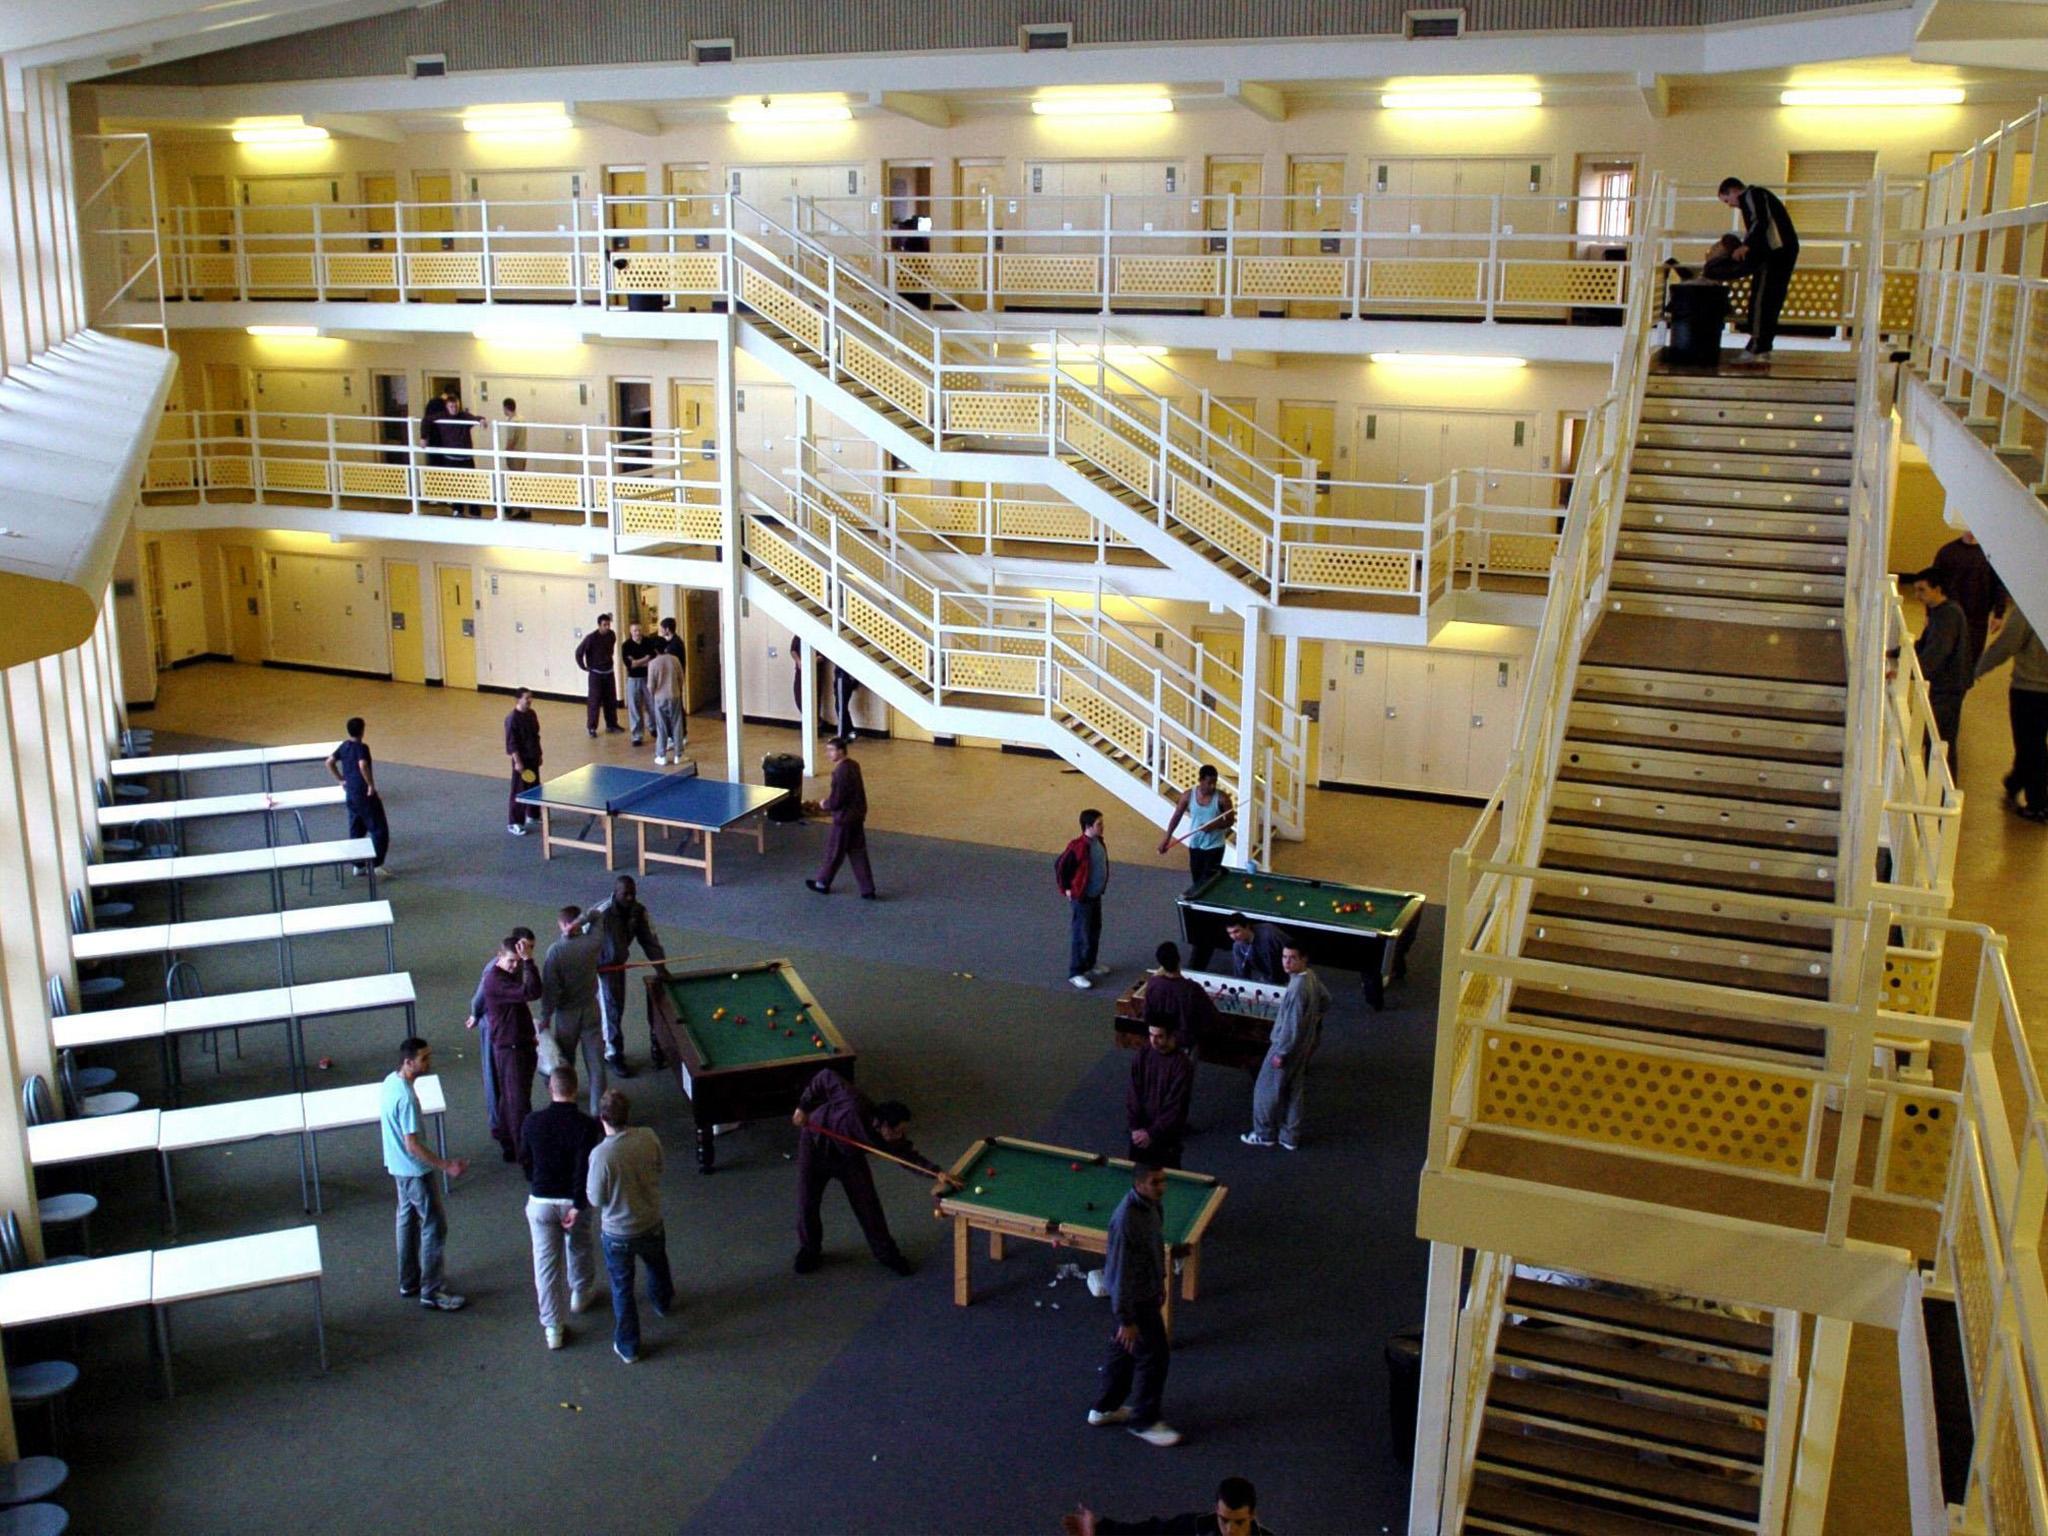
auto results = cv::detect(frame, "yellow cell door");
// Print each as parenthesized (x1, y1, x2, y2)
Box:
(412, 172, 457, 302)
(222, 544, 266, 662)
(1205, 158, 1261, 314)
(607, 167, 650, 253)
(669, 381, 720, 509)
(437, 564, 477, 689)
(1287, 158, 1346, 317)
(1278, 400, 1338, 498)
(387, 560, 426, 683)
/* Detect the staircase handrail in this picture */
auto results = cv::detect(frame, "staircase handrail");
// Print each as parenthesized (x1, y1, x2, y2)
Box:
(1439, 1250, 1513, 1531)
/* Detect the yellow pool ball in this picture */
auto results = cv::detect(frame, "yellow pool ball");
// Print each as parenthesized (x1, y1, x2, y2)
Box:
(766, 1007, 778, 1016)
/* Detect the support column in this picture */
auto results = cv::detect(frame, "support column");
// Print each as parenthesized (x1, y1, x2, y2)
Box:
(0, 676, 52, 1266)
(1235, 603, 1264, 865)
(715, 313, 745, 783)
(1785, 1316, 1854, 1536)
(799, 637, 819, 776)
(1405, 1241, 1465, 1536)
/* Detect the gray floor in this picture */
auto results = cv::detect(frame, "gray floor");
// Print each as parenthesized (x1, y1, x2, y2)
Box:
(43, 739, 1435, 1533)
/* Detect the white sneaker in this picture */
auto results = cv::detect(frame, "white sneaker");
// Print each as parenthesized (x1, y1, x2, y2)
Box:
(1085, 1269, 1107, 1298)
(1089, 964, 1111, 978)
(1240, 1132, 1275, 1147)
(545, 1325, 564, 1350)
(571, 1289, 595, 1314)
(1279, 1138, 1300, 1152)
(507, 823, 528, 837)
(1069, 975, 1093, 990)
(1129, 1422, 1183, 1448)
(653, 754, 666, 766)
(1087, 1407, 1133, 1426)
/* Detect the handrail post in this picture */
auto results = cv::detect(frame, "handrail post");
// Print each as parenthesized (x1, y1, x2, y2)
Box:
(1484, 194, 1501, 324)
(311, 203, 327, 301)
(1351, 193, 1366, 321)
(394, 201, 410, 303)
(325, 413, 339, 510)
(1100, 190, 1113, 316)
(231, 204, 248, 300)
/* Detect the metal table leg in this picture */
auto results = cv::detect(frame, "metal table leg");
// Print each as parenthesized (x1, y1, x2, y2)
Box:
(307, 1128, 324, 1214)
(160, 1150, 178, 1238)
(311, 1277, 328, 1373)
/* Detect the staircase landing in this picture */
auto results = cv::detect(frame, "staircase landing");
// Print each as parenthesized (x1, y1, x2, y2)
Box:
(1582, 613, 1845, 687)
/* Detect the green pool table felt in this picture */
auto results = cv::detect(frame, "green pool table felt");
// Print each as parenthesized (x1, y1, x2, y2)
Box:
(944, 1139, 1218, 1244)
(662, 967, 842, 1070)
(1184, 869, 1419, 935)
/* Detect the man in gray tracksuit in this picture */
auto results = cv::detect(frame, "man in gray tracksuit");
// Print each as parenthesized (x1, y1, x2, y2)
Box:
(540, 904, 607, 1114)
(1243, 940, 1331, 1152)
(1978, 602, 2048, 820)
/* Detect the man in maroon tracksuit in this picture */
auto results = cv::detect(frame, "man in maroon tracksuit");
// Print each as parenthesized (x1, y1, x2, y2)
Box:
(1128, 1013, 1198, 1170)
(1142, 942, 1222, 1055)
(480, 932, 544, 1161)
(575, 614, 623, 737)
(804, 736, 877, 898)
(789, 1069, 949, 1276)
(504, 688, 543, 836)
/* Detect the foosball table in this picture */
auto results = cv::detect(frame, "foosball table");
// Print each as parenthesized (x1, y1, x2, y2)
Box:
(1112, 968, 1290, 1074)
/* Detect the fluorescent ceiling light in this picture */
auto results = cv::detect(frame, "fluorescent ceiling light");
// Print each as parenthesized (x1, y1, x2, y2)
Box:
(1031, 94, 1173, 118)
(463, 103, 573, 134)
(1031, 343, 1168, 359)
(1370, 352, 1526, 370)
(473, 325, 580, 348)
(728, 98, 853, 125)
(230, 117, 329, 144)
(246, 325, 321, 337)
(1381, 89, 1542, 110)
(1779, 85, 1964, 108)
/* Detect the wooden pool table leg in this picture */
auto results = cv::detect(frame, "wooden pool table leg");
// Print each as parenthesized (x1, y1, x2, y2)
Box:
(1179, 1244, 1200, 1302)
(952, 1216, 971, 1306)
(988, 1231, 1004, 1261)
(1162, 1273, 1176, 1338)
(701, 830, 715, 886)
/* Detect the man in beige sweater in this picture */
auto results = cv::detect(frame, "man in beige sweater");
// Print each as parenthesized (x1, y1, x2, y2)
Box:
(647, 645, 686, 764)
(587, 1090, 674, 1363)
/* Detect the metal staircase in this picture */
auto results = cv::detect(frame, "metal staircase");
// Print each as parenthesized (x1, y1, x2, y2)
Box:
(727, 453, 1306, 859)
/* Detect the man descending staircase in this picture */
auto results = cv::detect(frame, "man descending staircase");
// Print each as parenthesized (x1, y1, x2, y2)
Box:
(1464, 1270, 1780, 1536)
(1516, 357, 1857, 1068)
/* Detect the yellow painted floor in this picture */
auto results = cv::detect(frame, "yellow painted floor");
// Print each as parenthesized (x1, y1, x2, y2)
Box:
(136, 662, 1486, 896)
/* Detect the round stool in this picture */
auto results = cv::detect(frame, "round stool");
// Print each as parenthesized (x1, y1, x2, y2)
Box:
(0, 1504, 69, 1535)
(76, 977, 125, 1009)
(77, 1091, 139, 1119)
(0, 1458, 68, 1508)
(33, 1195, 94, 1258)
(67, 1066, 116, 1094)
(89, 900, 136, 926)
(98, 836, 143, 859)
(7, 1361, 78, 1450)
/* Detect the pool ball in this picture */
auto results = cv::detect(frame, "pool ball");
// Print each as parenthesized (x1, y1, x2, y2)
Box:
(766, 1007, 778, 1016)
(731, 973, 739, 980)
(1364, 901, 1375, 913)
(974, 1186, 984, 1195)
(1243, 881, 1253, 889)
(1084, 1201, 1095, 1212)
(1070, 1162, 1081, 1171)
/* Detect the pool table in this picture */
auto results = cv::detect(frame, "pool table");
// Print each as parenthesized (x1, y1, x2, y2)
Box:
(644, 959, 853, 1172)
(934, 1136, 1227, 1326)
(1112, 968, 1288, 1074)
(1177, 868, 1426, 1009)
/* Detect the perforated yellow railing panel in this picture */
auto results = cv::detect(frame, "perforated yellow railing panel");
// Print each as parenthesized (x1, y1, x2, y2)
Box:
(998, 255, 1100, 295)
(1056, 670, 1148, 761)
(1474, 1030, 1814, 1174)
(1235, 257, 1347, 299)
(202, 456, 252, 489)
(844, 589, 931, 679)
(246, 255, 315, 291)
(1880, 1089, 1957, 1203)
(1880, 270, 1920, 334)
(323, 254, 396, 288)
(1366, 259, 1484, 303)
(1114, 256, 1222, 298)
(491, 254, 575, 290)
(421, 468, 491, 502)
(1882, 949, 1941, 1016)
(1172, 476, 1267, 572)
(945, 392, 1047, 437)
(943, 651, 1039, 694)
(502, 472, 585, 510)
(896, 254, 985, 292)
(404, 253, 484, 289)
(1063, 409, 1156, 499)
(998, 500, 1098, 541)
(259, 459, 329, 493)
(740, 267, 826, 353)
(1282, 544, 1415, 592)
(840, 334, 931, 423)
(338, 463, 408, 499)
(1499, 261, 1624, 307)
(610, 253, 722, 292)
(744, 518, 828, 605)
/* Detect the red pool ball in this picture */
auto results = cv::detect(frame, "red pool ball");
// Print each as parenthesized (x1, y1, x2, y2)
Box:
(1070, 1162, 1081, 1171)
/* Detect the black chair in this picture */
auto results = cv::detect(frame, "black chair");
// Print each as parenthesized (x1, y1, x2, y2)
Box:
(42, 983, 116, 1097)
(71, 883, 133, 931)
(56, 1056, 137, 1121)
(63, 898, 127, 1012)
(0, 1502, 69, 1534)
(0, 1457, 67, 1508)
(93, 776, 149, 807)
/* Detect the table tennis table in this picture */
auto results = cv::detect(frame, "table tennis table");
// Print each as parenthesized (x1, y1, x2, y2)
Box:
(516, 761, 790, 883)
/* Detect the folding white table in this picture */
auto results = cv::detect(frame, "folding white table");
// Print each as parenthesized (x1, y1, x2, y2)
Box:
(88, 837, 375, 916)
(51, 1002, 165, 1052)
(97, 785, 346, 847)
(302, 1072, 448, 1207)
(112, 742, 337, 795)
(158, 1095, 310, 1235)
(285, 974, 419, 1086)
(69, 899, 396, 996)
(150, 1227, 326, 1395)
(26, 1110, 162, 1168)
(0, 1251, 153, 1328)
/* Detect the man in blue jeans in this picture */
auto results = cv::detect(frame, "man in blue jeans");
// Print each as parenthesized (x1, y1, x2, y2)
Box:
(381, 1038, 470, 1311)
(1059, 808, 1110, 990)
(587, 1088, 674, 1363)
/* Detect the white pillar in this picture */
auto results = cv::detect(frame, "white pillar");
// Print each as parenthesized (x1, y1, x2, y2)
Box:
(799, 638, 819, 776)
(1235, 603, 1264, 864)
(715, 313, 745, 782)
(1405, 1241, 1466, 1536)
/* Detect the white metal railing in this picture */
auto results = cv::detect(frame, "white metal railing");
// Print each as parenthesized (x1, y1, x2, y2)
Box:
(1911, 95, 2048, 484)
(143, 409, 711, 529)
(77, 133, 166, 352)
(1438, 1250, 1512, 1533)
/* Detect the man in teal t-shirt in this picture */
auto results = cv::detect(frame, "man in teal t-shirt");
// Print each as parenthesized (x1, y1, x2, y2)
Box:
(383, 1038, 470, 1310)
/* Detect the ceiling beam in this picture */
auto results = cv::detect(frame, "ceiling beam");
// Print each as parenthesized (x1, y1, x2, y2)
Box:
(1227, 79, 1287, 122)
(1637, 71, 1671, 119)
(305, 111, 404, 142)
(874, 90, 951, 128)
(573, 100, 660, 137)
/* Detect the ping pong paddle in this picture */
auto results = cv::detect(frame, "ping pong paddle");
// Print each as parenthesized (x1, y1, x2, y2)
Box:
(521, 769, 538, 784)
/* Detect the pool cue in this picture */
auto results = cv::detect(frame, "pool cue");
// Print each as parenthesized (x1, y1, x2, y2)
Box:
(798, 1120, 962, 1185)
(595, 956, 699, 974)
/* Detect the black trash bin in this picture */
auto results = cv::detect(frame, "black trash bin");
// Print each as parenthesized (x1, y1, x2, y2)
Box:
(625, 292, 667, 313)
(762, 752, 805, 823)
(1385, 1328, 1424, 1466)
(1664, 278, 1730, 368)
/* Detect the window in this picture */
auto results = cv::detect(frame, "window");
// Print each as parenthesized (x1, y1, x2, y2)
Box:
(1575, 160, 1635, 244)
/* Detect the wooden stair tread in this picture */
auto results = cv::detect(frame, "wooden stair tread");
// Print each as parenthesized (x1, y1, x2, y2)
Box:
(1495, 1324, 1772, 1409)
(1526, 895, 1831, 951)
(1605, 579, 1841, 611)
(1541, 846, 1834, 902)
(1520, 938, 1828, 1001)
(1556, 762, 1839, 810)
(1476, 1427, 1762, 1519)
(1571, 689, 1842, 727)
(1565, 728, 1841, 768)
(1582, 614, 1844, 685)
(1487, 1371, 1768, 1461)
(1506, 1276, 1777, 1356)
(1508, 983, 1825, 1058)
(1608, 551, 1844, 581)
(1546, 805, 1837, 856)
(1465, 1476, 1731, 1536)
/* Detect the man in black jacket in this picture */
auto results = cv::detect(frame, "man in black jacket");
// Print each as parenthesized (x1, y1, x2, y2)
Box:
(421, 388, 486, 516)
(575, 613, 623, 737)
(1718, 177, 1800, 364)
(503, 688, 543, 837)
(1914, 568, 1974, 776)
(1063, 1477, 1274, 1536)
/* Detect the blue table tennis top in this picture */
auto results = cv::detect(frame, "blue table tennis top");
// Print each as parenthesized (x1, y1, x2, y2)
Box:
(518, 763, 788, 829)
